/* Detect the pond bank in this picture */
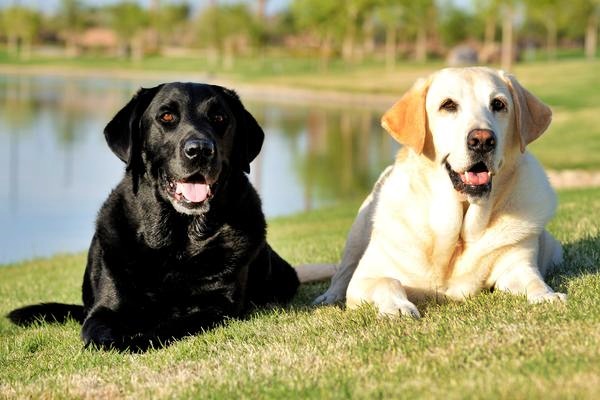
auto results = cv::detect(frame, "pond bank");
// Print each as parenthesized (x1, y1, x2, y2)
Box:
(548, 170, 600, 189)
(0, 64, 397, 109)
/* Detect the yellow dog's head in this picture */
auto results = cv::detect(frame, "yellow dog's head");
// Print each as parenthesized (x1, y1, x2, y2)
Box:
(382, 67, 552, 202)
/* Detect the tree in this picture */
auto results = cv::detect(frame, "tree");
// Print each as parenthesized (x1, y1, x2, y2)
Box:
(291, 0, 381, 67)
(58, 0, 87, 57)
(524, 0, 566, 60)
(291, 0, 340, 70)
(438, 4, 477, 48)
(108, 1, 149, 60)
(1, 6, 41, 60)
(569, 0, 600, 59)
(403, 0, 437, 62)
(149, 1, 191, 52)
(374, 0, 405, 70)
(473, 0, 518, 70)
(473, 0, 501, 53)
(196, 3, 261, 69)
(500, 2, 515, 70)
(339, 0, 378, 62)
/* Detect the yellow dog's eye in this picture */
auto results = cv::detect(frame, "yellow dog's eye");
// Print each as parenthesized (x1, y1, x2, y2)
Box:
(160, 112, 175, 123)
(491, 98, 507, 112)
(439, 99, 458, 112)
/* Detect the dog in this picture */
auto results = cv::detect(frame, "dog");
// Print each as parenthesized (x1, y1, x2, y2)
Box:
(8, 83, 300, 350)
(312, 67, 565, 317)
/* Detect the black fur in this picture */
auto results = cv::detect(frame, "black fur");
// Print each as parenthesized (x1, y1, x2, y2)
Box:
(7, 83, 299, 351)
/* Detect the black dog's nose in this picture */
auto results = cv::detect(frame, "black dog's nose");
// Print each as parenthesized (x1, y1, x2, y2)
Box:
(184, 138, 215, 160)
(467, 129, 496, 154)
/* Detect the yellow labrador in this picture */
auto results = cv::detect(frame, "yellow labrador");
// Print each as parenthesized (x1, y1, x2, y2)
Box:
(310, 67, 565, 317)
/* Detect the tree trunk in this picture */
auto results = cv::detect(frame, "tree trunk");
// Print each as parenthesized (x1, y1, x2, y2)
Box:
(342, 33, 355, 62)
(585, 14, 598, 60)
(385, 25, 397, 71)
(319, 32, 333, 72)
(131, 36, 144, 63)
(207, 46, 219, 67)
(484, 15, 495, 47)
(501, 6, 514, 71)
(7, 34, 18, 56)
(65, 34, 78, 58)
(20, 39, 32, 61)
(363, 19, 375, 58)
(342, 21, 356, 62)
(546, 19, 557, 60)
(222, 38, 234, 70)
(415, 24, 427, 62)
(257, 0, 266, 20)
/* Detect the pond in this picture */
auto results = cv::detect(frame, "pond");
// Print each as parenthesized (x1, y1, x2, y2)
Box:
(0, 74, 398, 264)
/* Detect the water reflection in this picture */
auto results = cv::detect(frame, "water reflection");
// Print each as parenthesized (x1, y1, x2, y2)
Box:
(0, 74, 397, 264)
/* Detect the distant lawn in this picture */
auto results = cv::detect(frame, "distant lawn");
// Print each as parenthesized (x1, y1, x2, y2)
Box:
(1, 187, 599, 399)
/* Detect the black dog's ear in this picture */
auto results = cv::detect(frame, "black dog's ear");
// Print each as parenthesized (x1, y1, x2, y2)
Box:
(213, 86, 265, 174)
(104, 85, 163, 167)
(241, 107, 265, 173)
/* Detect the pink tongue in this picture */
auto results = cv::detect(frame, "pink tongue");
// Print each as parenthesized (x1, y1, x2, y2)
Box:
(175, 182, 209, 203)
(461, 171, 490, 186)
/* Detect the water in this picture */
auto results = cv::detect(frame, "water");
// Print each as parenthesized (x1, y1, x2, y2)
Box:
(0, 74, 397, 264)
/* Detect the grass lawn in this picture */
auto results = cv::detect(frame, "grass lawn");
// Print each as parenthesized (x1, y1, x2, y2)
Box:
(1, 187, 599, 399)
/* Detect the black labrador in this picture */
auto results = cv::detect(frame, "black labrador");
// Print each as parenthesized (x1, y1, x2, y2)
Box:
(8, 83, 299, 351)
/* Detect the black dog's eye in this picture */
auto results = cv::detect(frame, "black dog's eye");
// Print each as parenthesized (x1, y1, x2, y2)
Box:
(440, 98, 458, 112)
(211, 113, 227, 124)
(159, 112, 176, 123)
(491, 98, 507, 112)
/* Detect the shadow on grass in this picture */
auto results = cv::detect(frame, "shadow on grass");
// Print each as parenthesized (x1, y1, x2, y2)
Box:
(549, 235, 600, 291)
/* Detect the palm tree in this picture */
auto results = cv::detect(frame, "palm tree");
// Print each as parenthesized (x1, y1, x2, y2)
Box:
(1, 5, 41, 60)
(571, 0, 600, 59)
(109, 1, 148, 60)
(58, 0, 86, 57)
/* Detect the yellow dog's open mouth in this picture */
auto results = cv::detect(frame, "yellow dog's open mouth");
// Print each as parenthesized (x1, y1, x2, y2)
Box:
(445, 160, 493, 197)
(459, 162, 491, 186)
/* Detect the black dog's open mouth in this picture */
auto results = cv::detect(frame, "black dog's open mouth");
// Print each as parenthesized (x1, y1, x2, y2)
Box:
(165, 172, 216, 206)
(445, 160, 492, 197)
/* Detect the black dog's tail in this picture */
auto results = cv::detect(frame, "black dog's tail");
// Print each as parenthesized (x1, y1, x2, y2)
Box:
(7, 303, 85, 326)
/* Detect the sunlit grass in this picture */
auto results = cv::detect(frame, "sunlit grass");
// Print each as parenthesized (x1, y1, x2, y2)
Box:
(1, 187, 599, 398)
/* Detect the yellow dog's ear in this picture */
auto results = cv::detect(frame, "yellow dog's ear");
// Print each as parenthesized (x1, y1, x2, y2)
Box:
(381, 78, 430, 154)
(502, 72, 552, 153)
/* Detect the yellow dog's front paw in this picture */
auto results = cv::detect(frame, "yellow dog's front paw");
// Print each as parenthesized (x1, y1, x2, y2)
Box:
(527, 291, 567, 304)
(376, 299, 421, 319)
(369, 279, 421, 319)
(348, 277, 421, 319)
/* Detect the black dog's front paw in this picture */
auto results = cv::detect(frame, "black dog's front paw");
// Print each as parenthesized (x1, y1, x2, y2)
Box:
(81, 317, 119, 350)
(82, 317, 157, 352)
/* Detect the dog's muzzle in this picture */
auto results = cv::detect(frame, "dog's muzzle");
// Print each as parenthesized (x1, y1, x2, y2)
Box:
(183, 137, 215, 161)
(467, 129, 496, 155)
(444, 158, 493, 198)
(442, 129, 497, 198)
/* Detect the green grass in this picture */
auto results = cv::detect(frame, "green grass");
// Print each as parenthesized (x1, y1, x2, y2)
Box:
(1, 187, 599, 399)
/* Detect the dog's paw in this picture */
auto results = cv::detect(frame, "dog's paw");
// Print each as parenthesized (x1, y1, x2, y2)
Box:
(368, 278, 421, 319)
(81, 320, 118, 350)
(528, 291, 567, 304)
(313, 289, 345, 305)
(377, 299, 421, 319)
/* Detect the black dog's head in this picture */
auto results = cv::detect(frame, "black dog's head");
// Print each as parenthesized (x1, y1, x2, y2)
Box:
(104, 82, 264, 215)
